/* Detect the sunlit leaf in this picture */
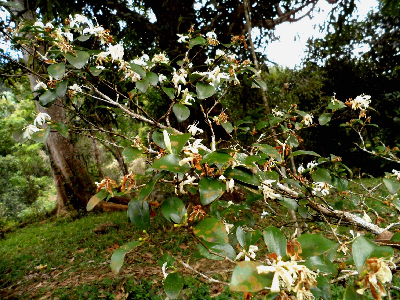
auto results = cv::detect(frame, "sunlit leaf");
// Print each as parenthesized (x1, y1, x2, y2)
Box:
(193, 217, 228, 244)
(127, 198, 150, 230)
(298, 234, 335, 259)
(198, 177, 225, 205)
(39, 90, 57, 106)
(56, 81, 68, 97)
(312, 168, 332, 185)
(48, 63, 65, 80)
(136, 78, 150, 93)
(196, 82, 215, 99)
(383, 178, 400, 194)
(122, 146, 144, 162)
(172, 103, 190, 122)
(64, 51, 90, 69)
(86, 189, 108, 211)
(153, 154, 190, 173)
(289, 150, 321, 157)
(110, 241, 142, 274)
(318, 113, 332, 125)
(230, 261, 273, 292)
(31, 127, 50, 143)
(146, 72, 159, 86)
(164, 272, 184, 299)
(263, 226, 287, 257)
(129, 63, 146, 78)
(161, 197, 186, 223)
(188, 36, 206, 49)
(224, 167, 260, 186)
(222, 121, 234, 133)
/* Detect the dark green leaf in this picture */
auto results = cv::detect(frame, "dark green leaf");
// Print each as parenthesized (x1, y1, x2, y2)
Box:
(255, 144, 282, 162)
(230, 261, 273, 292)
(172, 103, 190, 122)
(64, 51, 90, 69)
(162, 87, 175, 99)
(201, 151, 232, 165)
(89, 67, 103, 76)
(331, 175, 348, 191)
(161, 197, 186, 223)
(311, 276, 331, 300)
(164, 272, 184, 299)
(327, 100, 346, 110)
(312, 168, 332, 185)
(279, 197, 298, 211)
(136, 78, 150, 93)
(305, 255, 337, 275)
(138, 172, 166, 201)
(39, 90, 57, 106)
(76, 35, 91, 41)
(196, 82, 215, 99)
(298, 234, 335, 258)
(31, 127, 50, 143)
(287, 135, 299, 148)
(224, 167, 260, 186)
(196, 242, 236, 261)
(129, 63, 147, 78)
(48, 63, 65, 80)
(263, 226, 287, 257)
(383, 178, 400, 194)
(86, 189, 108, 211)
(122, 146, 144, 162)
(110, 241, 142, 274)
(222, 121, 233, 133)
(56, 81, 68, 97)
(52, 122, 68, 138)
(343, 285, 364, 300)
(169, 133, 191, 154)
(289, 150, 321, 157)
(253, 78, 267, 91)
(193, 217, 228, 244)
(188, 36, 206, 49)
(318, 113, 333, 125)
(146, 72, 159, 86)
(198, 177, 225, 205)
(153, 154, 190, 173)
(127, 198, 150, 230)
(236, 226, 252, 250)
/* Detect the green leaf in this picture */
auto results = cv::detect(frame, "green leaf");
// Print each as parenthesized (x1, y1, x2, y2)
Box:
(305, 255, 337, 275)
(127, 198, 150, 230)
(196, 82, 215, 99)
(221, 121, 233, 133)
(122, 146, 144, 162)
(136, 78, 150, 93)
(236, 226, 252, 250)
(129, 63, 146, 78)
(153, 154, 190, 173)
(196, 242, 236, 261)
(201, 151, 232, 166)
(253, 78, 267, 91)
(319, 113, 333, 125)
(110, 241, 142, 274)
(287, 135, 299, 148)
(146, 72, 159, 86)
(52, 122, 68, 138)
(331, 175, 348, 192)
(161, 197, 186, 223)
(193, 217, 228, 244)
(31, 127, 50, 143)
(279, 197, 298, 211)
(230, 261, 273, 293)
(383, 178, 400, 194)
(89, 67, 103, 76)
(224, 167, 260, 186)
(255, 144, 282, 162)
(138, 172, 166, 201)
(56, 81, 68, 97)
(86, 189, 108, 211)
(169, 133, 191, 154)
(255, 121, 269, 131)
(39, 90, 57, 106)
(76, 35, 91, 41)
(269, 117, 283, 126)
(311, 276, 332, 300)
(312, 168, 332, 185)
(289, 150, 321, 157)
(298, 234, 335, 258)
(0, 1, 23, 9)
(198, 177, 225, 205)
(162, 87, 175, 99)
(390, 232, 400, 242)
(164, 272, 184, 299)
(188, 36, 206, 49)
(263, 226, 287, 257)
(343, 285, 364, 300)
(327, 100, 346, 110)
(172, 103, 190, 122)
(48, 63, 65, 80)
(64, 51, 90, 69)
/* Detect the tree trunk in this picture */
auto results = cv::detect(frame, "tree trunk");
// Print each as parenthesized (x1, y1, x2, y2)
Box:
(90, 126, 104, 179)
(10, 1, 96, 213)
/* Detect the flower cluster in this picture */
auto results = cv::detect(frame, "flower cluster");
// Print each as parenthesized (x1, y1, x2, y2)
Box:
(260, 180, 281, 200)
(347, 94, 371, 118)
(311, 181, 332, 196)
(22, 113, 51, 140)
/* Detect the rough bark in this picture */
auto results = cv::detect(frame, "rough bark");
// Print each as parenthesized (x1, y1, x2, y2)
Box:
(10, 0, 96, 213)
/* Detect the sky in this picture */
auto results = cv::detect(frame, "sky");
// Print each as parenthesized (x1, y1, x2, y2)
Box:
(263, 0, 380, 69)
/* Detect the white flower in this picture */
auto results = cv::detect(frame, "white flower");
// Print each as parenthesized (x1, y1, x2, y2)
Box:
(162, 262, 168, 279)
(177, 34, 189, 43)
(34, 113, 51, 126)
(44, 22, 54, 30)
(272, 108, 284, 117)
(176, 174, 196, 194)
(226, 54, 237, 61)
(226, 178, 235, 193)
(96, 65, 105, 70)
(157, 74, 167, 84)
(216, 49, 225, 57)
(297, 164, 305, 174)
(236, 245, 258, 261)
(205, 57, 214, 65)
(303, 113, 313, 126)
(69, 84, 82, 93)
(33, 81, 47, 91)
(172, 69, 187, 87)
(152, 52, 169, 64)
(363, 211, 372, 223)
(163, 130, 173, 153)
(181, 88, 195, 105)
(205, 66, 229, 87)
(312, 182, 331, 196)
(257, 262, 294, 293)
(34, 21, 44, 28)
(261, 210, 269, 218)
(392, 169, 400, 180)
(63, 31, 74, 42)
(227, 201, 234, 206)
(307, 160, 318, 170)
(206, 31, 217, 39)
(187, 121, 203, 136)
(108, 44, 124, 61)
(69, 14, 89, 29)
(23, 124, 40, 140)
(219, 175, 226, 180)
(260, 180, 281, 200)
(350, 94, 371, 110)
(224, 222, 234, 234)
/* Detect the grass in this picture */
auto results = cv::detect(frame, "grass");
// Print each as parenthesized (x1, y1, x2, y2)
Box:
(0, 211, 243, 300)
